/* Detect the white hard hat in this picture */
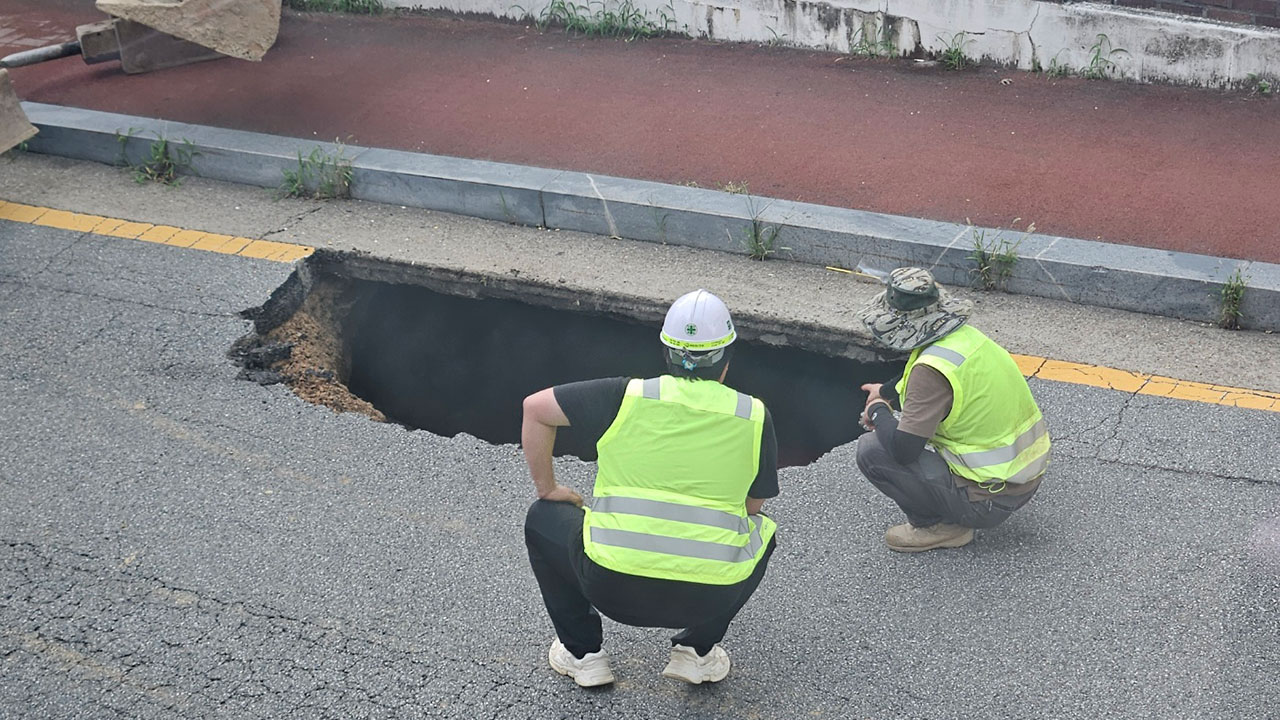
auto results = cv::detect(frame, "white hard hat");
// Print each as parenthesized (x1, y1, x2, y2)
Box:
(660, 289, 736, 352)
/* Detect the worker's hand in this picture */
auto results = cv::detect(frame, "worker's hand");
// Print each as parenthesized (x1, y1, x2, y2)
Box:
(541, 484, 584, 507)
(861, 383, 883, 407)
(860, 383, 884, 428)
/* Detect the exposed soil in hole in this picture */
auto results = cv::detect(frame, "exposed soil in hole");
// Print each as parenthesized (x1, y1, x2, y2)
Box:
(234, 258, 902, 467)
(233, 276, 385, 421)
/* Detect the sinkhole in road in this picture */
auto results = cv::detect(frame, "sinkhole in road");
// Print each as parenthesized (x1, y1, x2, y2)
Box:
(235, 256, 901, 467)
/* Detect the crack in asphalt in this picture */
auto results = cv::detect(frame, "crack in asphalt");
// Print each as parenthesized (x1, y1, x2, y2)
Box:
(260, 205, 325, 241)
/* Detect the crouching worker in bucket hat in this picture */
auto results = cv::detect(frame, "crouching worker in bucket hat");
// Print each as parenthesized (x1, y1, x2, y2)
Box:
(855, 268, 1050, 552)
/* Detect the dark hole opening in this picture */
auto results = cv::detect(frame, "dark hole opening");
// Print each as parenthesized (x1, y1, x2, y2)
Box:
(341, 280, 900, 467)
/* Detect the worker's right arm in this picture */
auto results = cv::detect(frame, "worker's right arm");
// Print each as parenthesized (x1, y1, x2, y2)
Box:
(521, 388, 583, 506)
(865, 365, 951, 465)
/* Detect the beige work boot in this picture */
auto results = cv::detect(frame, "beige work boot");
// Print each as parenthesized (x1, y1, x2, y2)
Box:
(662, 644, 730, 684)
(548, 639, 615, 687)
(885, 522, 974, 552)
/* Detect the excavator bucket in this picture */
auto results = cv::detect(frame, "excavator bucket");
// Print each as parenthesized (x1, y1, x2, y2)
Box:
(0, 70, 38, 155)
(94, 0, 282, 62)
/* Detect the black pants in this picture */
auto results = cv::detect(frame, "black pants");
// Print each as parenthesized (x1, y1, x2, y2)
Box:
(524, 499, 776, 659)
(855, 432, 1036, 529)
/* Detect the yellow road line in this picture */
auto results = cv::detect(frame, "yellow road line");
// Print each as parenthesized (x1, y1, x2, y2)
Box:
(1013, 355, 1280, 412)
(2, 200, 1276, 413)
(0, 199, 312, 264)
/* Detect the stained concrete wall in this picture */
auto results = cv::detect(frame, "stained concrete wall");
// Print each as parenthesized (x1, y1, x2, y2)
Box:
(392, 0, 1280, 87)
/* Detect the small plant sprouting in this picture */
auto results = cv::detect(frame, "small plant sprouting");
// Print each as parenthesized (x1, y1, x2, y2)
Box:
(1082, 33, 1127, 80)
(282, 0, 385, 13)
(968, 219, 1033, 291)
(1246, 73, 1273, 97)
(937, 32, 971, 71)
(115, 129, 199, 186)
(280, 143, 353, 200)
(2, 139, 29, 160)
(718, 181, 750, 195)
(1219, 269, 1248, 330)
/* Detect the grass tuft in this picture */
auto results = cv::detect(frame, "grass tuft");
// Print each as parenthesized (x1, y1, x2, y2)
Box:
(968, 219, 1033, 291)
(1219, 269, 1247, 330)
(280, 143, 353, 199)
(937, 32, 971, 71)
(518, 0, 677, 41)
(283, 0, 385, 13)
(115, 128, 199, 186)
(1082, 33, 1127, 80)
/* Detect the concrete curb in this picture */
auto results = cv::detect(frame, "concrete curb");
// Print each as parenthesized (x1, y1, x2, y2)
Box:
(21, 101, 1280, 331)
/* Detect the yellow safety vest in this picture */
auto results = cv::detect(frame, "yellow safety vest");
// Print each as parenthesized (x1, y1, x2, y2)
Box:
(895, 325, 1050, 488)
(583, 376, 776, 585)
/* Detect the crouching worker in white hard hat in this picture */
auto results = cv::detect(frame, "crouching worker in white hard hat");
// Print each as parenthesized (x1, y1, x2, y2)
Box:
(855, 268, 1050, 553)
(520, 289, 778, 688)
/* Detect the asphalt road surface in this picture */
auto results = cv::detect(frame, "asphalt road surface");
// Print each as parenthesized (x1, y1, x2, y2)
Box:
(2, 213, 1278, 718)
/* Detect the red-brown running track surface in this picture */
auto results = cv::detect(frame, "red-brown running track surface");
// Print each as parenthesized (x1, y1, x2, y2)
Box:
(3, 0, 1278, 262)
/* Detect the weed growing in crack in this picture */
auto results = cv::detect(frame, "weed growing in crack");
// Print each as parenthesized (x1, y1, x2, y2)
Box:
(115, 128, 199, 186)
(1219, 269, 1248, 330)
(744, 219, 784, 261)
(937, 32, 972, 71)
(650, 205, 670, 243)
(283, 0, 385, 13)
(280, 143, 353, 200)
(968, 219, 1033, 291)
(518, 0, 677, 41)
(850, 24, 896, 57)
(718, 181, 750, 195)
(736, 196, 788, 261)
(1082, 33, 1127, 80)
(1039, 50, 1072, 79)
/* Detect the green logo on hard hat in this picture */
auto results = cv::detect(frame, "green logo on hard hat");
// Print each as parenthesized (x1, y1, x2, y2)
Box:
(685, 323, 698, 336)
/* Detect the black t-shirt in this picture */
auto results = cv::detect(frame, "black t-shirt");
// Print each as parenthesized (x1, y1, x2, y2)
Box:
(553, 376, 779, 499)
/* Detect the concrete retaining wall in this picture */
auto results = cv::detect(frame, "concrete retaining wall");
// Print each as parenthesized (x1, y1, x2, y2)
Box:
(389, 0, 1280, 87)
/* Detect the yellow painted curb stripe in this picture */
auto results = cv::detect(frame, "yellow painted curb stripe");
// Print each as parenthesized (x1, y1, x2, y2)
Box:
(0, 199, 313, 264)
(1010, 355, 1280, 413)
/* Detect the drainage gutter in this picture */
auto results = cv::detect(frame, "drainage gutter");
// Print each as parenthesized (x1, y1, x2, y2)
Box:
(21, 101, 1280, 332)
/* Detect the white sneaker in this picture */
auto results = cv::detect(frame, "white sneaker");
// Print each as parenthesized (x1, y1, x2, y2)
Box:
(548, 639, 615, 687)
(661, 644, 730, 684)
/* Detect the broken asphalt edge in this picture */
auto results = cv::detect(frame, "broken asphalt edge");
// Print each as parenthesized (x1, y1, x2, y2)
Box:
(20, 101, 1280, 332)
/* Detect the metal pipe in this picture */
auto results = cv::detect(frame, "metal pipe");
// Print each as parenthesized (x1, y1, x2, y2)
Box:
(0, 41, 82, 69)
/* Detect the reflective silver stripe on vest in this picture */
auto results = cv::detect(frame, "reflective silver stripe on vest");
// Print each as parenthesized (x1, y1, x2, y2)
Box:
(939, 419, 1049, 469)
(589, 515, 765, 563)
(921, 345, 966, 367)
(592, 496, 751, 534)
(734, 392, 752, 420)
(642, 377, 661, 399)
(1005, 451, 1049, 484)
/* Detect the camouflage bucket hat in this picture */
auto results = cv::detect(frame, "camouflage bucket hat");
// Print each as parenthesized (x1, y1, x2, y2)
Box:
(857, 267, 973, 352)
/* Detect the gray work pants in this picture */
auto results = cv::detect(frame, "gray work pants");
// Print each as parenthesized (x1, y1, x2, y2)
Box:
(855, 432, 1036, 529)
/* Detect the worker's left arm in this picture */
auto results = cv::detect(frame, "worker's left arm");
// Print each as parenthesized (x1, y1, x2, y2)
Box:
(521, 388, 583, 506)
